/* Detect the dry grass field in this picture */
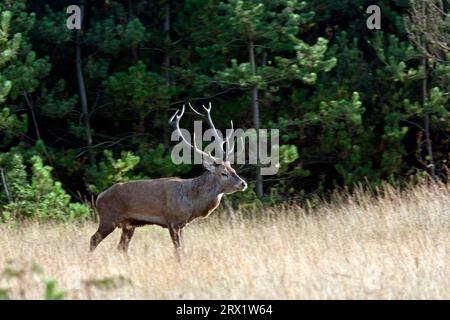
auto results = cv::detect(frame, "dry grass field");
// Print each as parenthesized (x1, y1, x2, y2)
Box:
(1, 183, 450, 299)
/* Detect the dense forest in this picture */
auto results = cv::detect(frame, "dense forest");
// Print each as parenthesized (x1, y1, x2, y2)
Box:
(0, 0, 449, 220)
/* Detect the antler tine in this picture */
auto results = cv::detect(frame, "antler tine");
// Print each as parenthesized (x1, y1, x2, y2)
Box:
(226, 133, 244, 161)
(188, 102, 204, 117)
(223, 120, 234, 161)
(171, 104, 217, 163)
(203, 102, 220, 140)
(189, 102, 220, 153)
(202, 101, 212, 112)
(177, 104, 185, 119)
(192, 131, 215, 162)
(169, 109, 180, 124)
(190, 101, 222, 143)
(171, 105, 191, 147)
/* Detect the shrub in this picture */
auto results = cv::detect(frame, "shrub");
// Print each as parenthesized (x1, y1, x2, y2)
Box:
(0, 153, 91, 221)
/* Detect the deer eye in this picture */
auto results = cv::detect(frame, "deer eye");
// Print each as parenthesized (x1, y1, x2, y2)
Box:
(221, 172, 229, 178)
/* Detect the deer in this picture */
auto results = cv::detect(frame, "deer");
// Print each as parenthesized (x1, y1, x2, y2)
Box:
(90, 102, 247, 255)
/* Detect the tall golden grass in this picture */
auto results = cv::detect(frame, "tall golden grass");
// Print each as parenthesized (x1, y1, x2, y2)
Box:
(1, 182, 449, 299)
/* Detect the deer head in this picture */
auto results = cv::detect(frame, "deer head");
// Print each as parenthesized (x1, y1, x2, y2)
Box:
(170, 102, 247, 194)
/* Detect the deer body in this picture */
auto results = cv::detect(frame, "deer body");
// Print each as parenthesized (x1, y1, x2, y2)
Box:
(96, 172, 225, 230)
(90, 103, 247, 254)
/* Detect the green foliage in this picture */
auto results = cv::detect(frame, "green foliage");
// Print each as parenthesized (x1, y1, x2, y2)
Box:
(208, 1, 337, 90)
(38, 80, 78, 119)
(0, 153, 91, 221)
(1, 0, 449, 216)
(0, 107, 27, 147)
(87, 150, 141, 194)
(32, 5, 72, 45)
(104, 61, 168, 109)
(0, 10, 27, 150)
(138, 143, 191, 178)
(44, 278, 65, 300)
(84, 16, 146, 55)
(0, 10, 21, 102)
(278, 144, 299, 174)
(0, 3, 51, 101)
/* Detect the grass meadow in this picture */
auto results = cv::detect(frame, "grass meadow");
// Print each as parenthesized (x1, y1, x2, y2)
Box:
(1, 182, 450, 299)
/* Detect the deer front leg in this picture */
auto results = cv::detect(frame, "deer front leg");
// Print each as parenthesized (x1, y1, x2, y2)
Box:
(168, 225, 182, 250)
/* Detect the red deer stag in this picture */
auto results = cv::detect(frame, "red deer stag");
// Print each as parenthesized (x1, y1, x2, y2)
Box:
(90, 103, 247, 254)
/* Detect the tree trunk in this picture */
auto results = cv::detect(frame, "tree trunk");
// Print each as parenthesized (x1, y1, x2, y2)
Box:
(422, 57, 436, 180)
(162, 1, 171, 147)
(248, 40, 263, 198)
(421, 4, 436, 180)
(76, 1, 95, 165)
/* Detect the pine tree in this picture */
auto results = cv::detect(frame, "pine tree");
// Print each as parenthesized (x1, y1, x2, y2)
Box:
(186, 0, 336, 198)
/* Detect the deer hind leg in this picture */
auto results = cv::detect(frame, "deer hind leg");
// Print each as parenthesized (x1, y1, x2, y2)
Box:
(169, 225, 183, 250)
(178, 227, 184, 249)
(169, 224, 184, 261)
(90, 222, 115, 252)
(168, 225, 183, 261)
(117, 225, 135, 253)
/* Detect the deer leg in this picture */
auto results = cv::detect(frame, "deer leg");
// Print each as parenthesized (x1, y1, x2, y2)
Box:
(178, 227, 184, 249)
(90, 223, 115, 252)
(117, 225, 135, 253)
(169, 225, 182, 250)
(169, 225, 183, 262)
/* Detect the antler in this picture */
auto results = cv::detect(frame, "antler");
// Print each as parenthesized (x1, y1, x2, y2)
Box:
(171, 102, 244, 163)
(188, 102, 223, 142)
(170, 104, 218, 164)
(188, 102, 243, 161)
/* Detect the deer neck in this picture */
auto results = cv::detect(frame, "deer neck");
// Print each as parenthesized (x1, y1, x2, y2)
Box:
(192, 171, 223, 200)
(187, 171, 223, 218)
